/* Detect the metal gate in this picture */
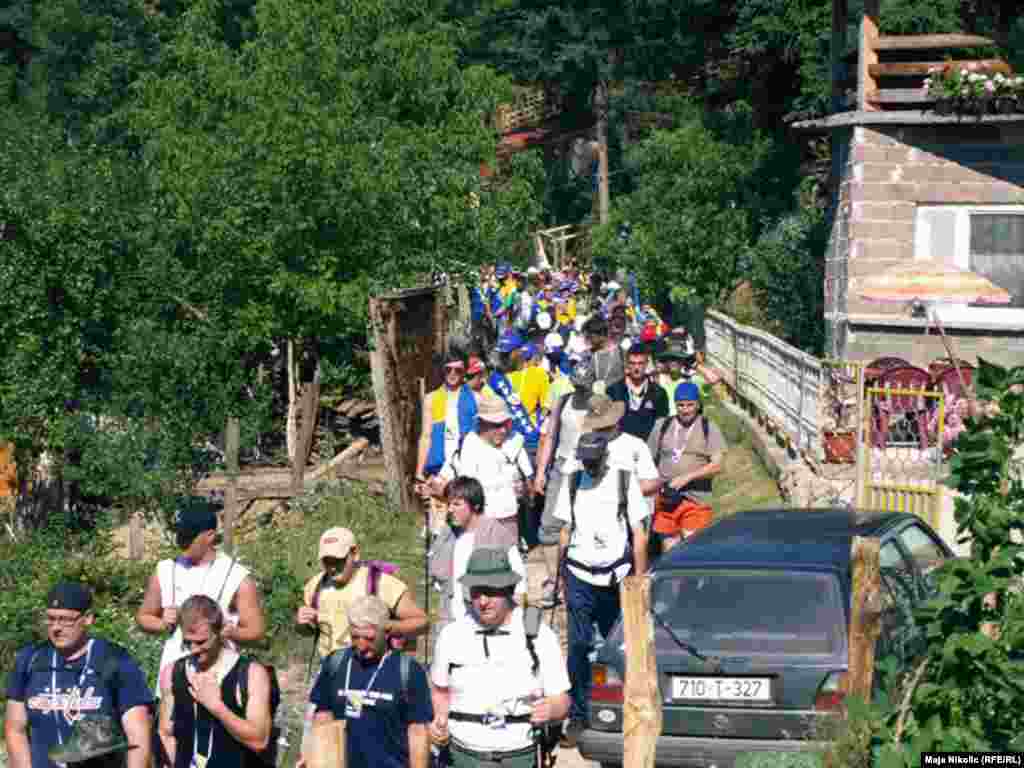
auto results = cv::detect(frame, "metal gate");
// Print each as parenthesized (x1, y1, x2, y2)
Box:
(861, 385, 945, 528)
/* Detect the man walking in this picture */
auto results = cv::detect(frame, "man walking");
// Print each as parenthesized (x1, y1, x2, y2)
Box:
(158, 596, 274, 768)
(648, 382, 726, 553)
(416, 353, 479, 486)
(430, 549, 570, 768)
(554, 421, 651, 747)
(311, 596, 433, 768)
(606, 342, 670, 442)
(136, 497, 266, 685)
(5, 583, 153, 768)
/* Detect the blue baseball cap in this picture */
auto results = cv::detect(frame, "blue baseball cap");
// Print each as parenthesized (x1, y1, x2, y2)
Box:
(496, 264, 510, 277)
(497, 331, 524, 353)
(674, 382, 701, 402)
(522, 343, 538, 360)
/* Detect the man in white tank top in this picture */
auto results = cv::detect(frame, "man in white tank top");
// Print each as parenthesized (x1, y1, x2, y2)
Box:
(135, 498, 266, 691)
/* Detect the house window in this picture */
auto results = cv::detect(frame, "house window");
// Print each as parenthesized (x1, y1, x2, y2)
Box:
(914, 205, 1024, 326)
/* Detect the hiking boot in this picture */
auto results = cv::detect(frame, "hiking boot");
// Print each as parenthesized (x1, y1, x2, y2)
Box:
(539, 579, 561, 608)
(560, 719, 588, 749)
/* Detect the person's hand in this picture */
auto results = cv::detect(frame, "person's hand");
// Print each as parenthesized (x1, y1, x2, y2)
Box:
(297, 607, 318, 626)
(161, 607, 178, 629)
(533, 473, 547, 496)
(186, 666, 223, 712)
(428, 716, 450, 746)
(530, 696, 555, 724)
(669, 474, 691, 491)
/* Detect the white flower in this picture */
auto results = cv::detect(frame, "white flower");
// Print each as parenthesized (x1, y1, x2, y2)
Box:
(961, 69, 969, 77)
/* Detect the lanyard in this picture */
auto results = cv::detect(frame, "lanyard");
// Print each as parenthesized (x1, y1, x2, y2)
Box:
(52, 640, 94, 744)
(671, 418, 698, 462)
(344, 651, 390, 699)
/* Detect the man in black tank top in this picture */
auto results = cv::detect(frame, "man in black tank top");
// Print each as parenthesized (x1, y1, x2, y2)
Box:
(159, 596, 273, 768)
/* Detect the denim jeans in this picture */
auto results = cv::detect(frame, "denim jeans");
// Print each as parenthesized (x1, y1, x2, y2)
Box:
(565, 567, 622, 723)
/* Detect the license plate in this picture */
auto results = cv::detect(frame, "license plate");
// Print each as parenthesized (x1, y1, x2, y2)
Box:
(672, 676, 772, 702)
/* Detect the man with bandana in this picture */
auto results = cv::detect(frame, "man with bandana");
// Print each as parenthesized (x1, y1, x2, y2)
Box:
(552, 398, 651, 748)
(311, 596, 433, 768)
(5, 582, 153, 768)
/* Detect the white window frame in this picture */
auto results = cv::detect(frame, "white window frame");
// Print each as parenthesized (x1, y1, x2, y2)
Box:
(915, 204, 1024, 328)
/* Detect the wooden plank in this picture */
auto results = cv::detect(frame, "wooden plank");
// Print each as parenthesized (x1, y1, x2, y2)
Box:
(857, 2, 880, 111)
(869, 58, 1010, 77)
(224, 416, 240, 555)
(845, 536, 882, 700)
(832, 0, 848, 113)
(875, 33, 995, 51)
(621, 575, 662, 768)
(867, 88, 933, 104)
(237, 486, 296, 502)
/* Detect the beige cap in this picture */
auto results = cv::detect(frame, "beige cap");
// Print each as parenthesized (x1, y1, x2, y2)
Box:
(318, 527, 356, 560)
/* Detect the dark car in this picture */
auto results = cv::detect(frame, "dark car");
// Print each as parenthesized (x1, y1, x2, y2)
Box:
(578, 508, 954, 768)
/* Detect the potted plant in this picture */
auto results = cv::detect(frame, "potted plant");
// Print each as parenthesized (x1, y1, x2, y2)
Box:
(991, 72, 1020, 114)
(822, 369, 857, 464)
(922, 65, 959, 114)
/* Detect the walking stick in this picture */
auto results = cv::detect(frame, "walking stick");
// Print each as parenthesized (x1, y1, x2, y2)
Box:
(419, 376, 432, 666)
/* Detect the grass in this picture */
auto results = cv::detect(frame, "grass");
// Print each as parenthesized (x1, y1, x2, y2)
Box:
(704, 397, 783, 519)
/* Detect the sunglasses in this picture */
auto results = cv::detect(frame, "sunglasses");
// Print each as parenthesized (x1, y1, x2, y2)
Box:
(181, 634, 215, 651)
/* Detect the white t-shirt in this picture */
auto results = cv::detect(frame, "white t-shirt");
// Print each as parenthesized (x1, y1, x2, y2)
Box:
(443, 389, 461, 462)
(449, 533, 527, 623)
(539, 398, 587, 466)
(441, 432, 533, 520)
(432, 609, 570, 752)
(554, 467, 650, 586)
(156, 552, 249, 677)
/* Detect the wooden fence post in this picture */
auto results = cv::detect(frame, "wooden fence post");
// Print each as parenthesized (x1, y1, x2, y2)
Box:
(291, 372, 320, 495)
(621, 575, 662, 768)
(224, 416, 240, 555)
(846, 536, 882, 700)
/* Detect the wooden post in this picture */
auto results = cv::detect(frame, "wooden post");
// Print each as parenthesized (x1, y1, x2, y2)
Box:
(224, 416, 240, 555)
(621, 575, 662, 768)
(857, 0, 880, 111)
(831, 0, 848, 113)
(853, 364, 867, 510)
(845, 536, 882, 700)
(128, 511, 145, 560)
(291, 373, 320, 495)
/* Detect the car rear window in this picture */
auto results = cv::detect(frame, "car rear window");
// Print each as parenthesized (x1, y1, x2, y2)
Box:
(648, 569, 845, 656)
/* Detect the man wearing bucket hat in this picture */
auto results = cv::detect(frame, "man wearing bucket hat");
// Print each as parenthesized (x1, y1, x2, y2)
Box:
(429, 549, 570, 768)
(648, 381, 726, 554)
(423, 393, 533, 542)
(6, 582, 153, 768)
(552, 396, 653, 747)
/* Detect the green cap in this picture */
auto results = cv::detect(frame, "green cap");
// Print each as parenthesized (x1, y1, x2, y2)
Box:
(49, 715, 135, 764)
(459, 548, 521, 590)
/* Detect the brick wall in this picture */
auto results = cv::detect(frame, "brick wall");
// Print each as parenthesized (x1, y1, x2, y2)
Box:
(824, 122, 1024, 364)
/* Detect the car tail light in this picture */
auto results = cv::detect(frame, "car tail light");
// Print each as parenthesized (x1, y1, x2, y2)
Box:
(592, 663, 624, 703)
(814, 671, 848, 711)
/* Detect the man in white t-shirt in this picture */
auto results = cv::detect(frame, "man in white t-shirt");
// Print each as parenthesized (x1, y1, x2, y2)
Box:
(429, 549, 569, 768)
(136, 498, 266, 691)
(553, 399, 651, 748)
(425, 394, 533, 542)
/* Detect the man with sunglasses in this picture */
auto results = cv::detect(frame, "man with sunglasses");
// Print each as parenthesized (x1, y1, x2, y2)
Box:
(136, 497, 266, 690)
(5, 582, 153, 768)
(415, 353, 479, 499)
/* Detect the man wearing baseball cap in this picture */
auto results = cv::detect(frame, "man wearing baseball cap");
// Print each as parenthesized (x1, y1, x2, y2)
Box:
(136, 497, 266, 684)
(7, 583, 153, 768)
(647, 381, 725, 554)
(297, 527, 427, 661)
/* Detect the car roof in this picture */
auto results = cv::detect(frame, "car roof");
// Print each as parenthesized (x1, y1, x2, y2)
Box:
(653, 508, 916, 573)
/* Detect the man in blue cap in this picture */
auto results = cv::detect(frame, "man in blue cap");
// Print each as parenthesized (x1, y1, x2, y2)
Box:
(647, 382, 726, 554)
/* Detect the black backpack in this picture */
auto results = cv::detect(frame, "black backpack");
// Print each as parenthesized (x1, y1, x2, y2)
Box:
(172, 655, 282, 768)
(320, 648, 414, 704)
(564, 467, 635, 582)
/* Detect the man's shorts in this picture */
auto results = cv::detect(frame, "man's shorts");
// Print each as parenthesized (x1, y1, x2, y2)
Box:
(653, 494, 713, 538)
(538, 466, 568, 546)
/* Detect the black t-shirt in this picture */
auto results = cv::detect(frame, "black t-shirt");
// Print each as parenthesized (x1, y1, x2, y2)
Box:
(311, 652, 433, 768)
(607, 379, 670, 442)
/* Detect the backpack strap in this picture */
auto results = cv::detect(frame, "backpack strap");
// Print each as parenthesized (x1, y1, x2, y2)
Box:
(399, 653, 412, 702)
(568, 470, 582, 538)
(655, 416, 673, 466)
(547, 393, 571, 470)
(215, 556, 238, 605)
(522, 606, 542, 677)
(618, 469, 634, 554)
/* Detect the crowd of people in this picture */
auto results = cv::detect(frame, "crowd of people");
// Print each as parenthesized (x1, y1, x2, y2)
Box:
(3, 261, 729, 768)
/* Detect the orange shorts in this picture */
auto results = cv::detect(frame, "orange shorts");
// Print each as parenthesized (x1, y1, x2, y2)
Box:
(653, 495, 713, 538)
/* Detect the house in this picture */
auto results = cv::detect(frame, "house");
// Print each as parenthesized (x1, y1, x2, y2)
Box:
(794, 1, 1024, 368)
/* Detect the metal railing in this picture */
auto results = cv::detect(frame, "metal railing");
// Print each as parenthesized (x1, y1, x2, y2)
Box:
(705, 310, 823, 455)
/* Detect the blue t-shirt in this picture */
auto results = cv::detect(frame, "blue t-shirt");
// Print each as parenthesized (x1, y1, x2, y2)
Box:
(311, 652, 433, 768)
(5, 639, 154, 768)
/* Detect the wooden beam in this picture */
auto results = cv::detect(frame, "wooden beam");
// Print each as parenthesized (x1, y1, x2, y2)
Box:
(832, 0, 849, 113)
(845, 536, 882, 700)
(223, 416, 240, 555)
(867, 88, 933, 104)
(869, 59, 1010, 77)
(875, 33, 995, 51)
(621, 575, 662, 768)
(857, 1, 880, 112)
